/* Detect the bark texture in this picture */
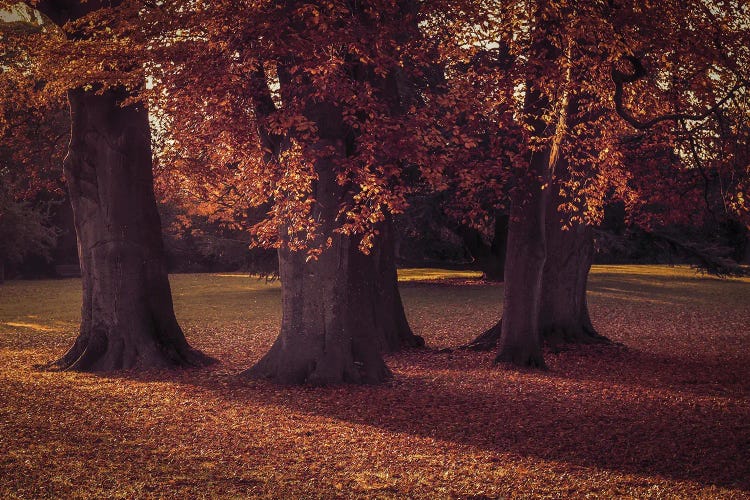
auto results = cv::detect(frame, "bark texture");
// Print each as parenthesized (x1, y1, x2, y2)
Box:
(463, 190, 607, 352)
(50, 88, 213, 371)
(242, 147, 402, 385)
(494, 151, 548, 368)
(540, 201, 608, 346)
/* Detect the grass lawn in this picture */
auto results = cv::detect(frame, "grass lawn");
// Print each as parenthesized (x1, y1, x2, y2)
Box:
(1, 266, 749, 498)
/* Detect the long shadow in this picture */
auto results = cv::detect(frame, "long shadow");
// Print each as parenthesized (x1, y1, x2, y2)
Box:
(540, 344, 750, 398)
(588, 273, 750, 305)
(81, 272, 750, 491)
(116, 351, 750, 492)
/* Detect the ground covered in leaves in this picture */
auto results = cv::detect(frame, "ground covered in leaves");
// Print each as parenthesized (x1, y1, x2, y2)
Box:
(1, 265, 749, 499)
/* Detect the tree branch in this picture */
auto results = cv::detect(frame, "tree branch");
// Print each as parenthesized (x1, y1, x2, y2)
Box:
(611, 55, 746, 130)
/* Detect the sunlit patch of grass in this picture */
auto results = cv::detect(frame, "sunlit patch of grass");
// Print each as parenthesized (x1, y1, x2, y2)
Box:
(591, 263, 750, 281)
(0, 266, 749, 498)
(397, 268, 484, 281)
(1, 322, 57, 332)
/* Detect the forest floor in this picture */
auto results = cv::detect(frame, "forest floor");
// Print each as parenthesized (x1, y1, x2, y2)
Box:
(1, 265, 749, 499)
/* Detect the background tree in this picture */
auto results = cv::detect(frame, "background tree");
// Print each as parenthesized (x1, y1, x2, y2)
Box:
(0, 189, 57, 283)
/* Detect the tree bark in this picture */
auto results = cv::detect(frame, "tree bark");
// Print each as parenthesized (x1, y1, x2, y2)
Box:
(48, 88, 214, 371)
(366, 218, 424, 352)
(494, 152, 548, 368)
(539, 213, 607, 346)
(463, 192, 608, 353)
(242, 150, 398, 385)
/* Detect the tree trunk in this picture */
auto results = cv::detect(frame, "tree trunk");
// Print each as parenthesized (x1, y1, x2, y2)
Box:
(49, 88, 214, 371)
(366, 217, 424, 351)
(244, 51, 421, 384)
(458, 212, 509, 282)
(540, 217, 608, 346)
(494, 152, 548, 368)
(463, 195, 608, 353)
(242, 152, 396, 385)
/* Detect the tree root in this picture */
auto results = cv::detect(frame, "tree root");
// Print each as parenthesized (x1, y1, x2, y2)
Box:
(458, 318, 612, 354)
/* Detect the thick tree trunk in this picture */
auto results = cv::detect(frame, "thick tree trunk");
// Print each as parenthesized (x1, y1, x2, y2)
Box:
(537, 140, 609, 344)
(463, 198, 607, 352)
(243, 237, 393, 385)
(540, 218, 608, 346)
(494, 152, 548, 368)
(49, 88, 214, 371)
(242, 153, 398, 385)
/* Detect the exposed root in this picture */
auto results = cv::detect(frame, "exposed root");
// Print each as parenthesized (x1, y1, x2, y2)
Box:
(459, 320, 502, 351)
(460, 319, 611, 353)
(241, 339, 392, 386)
(542, 325, 610, 351)
(39, 334, 215, 373)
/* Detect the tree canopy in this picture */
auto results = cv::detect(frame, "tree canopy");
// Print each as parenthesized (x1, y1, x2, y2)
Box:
(1, 0, 748, 376)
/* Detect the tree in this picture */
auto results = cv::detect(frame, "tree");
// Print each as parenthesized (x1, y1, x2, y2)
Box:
(452, 0, 750, 366)
(136, 0, 453, 383)
(237, 1, 427, 383)
(0, 190, 57, 283)
(2, 1, 214, 370)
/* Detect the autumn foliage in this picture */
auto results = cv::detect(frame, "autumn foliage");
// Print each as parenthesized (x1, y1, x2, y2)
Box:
(0, 2, 748, 352)
(1, 0, 750, 494)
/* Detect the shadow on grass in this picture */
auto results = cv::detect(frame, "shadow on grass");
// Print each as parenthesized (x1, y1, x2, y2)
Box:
(557, 348, 748, 396)
(112, 346, 750, 493)
(588, 273, 749, 305)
